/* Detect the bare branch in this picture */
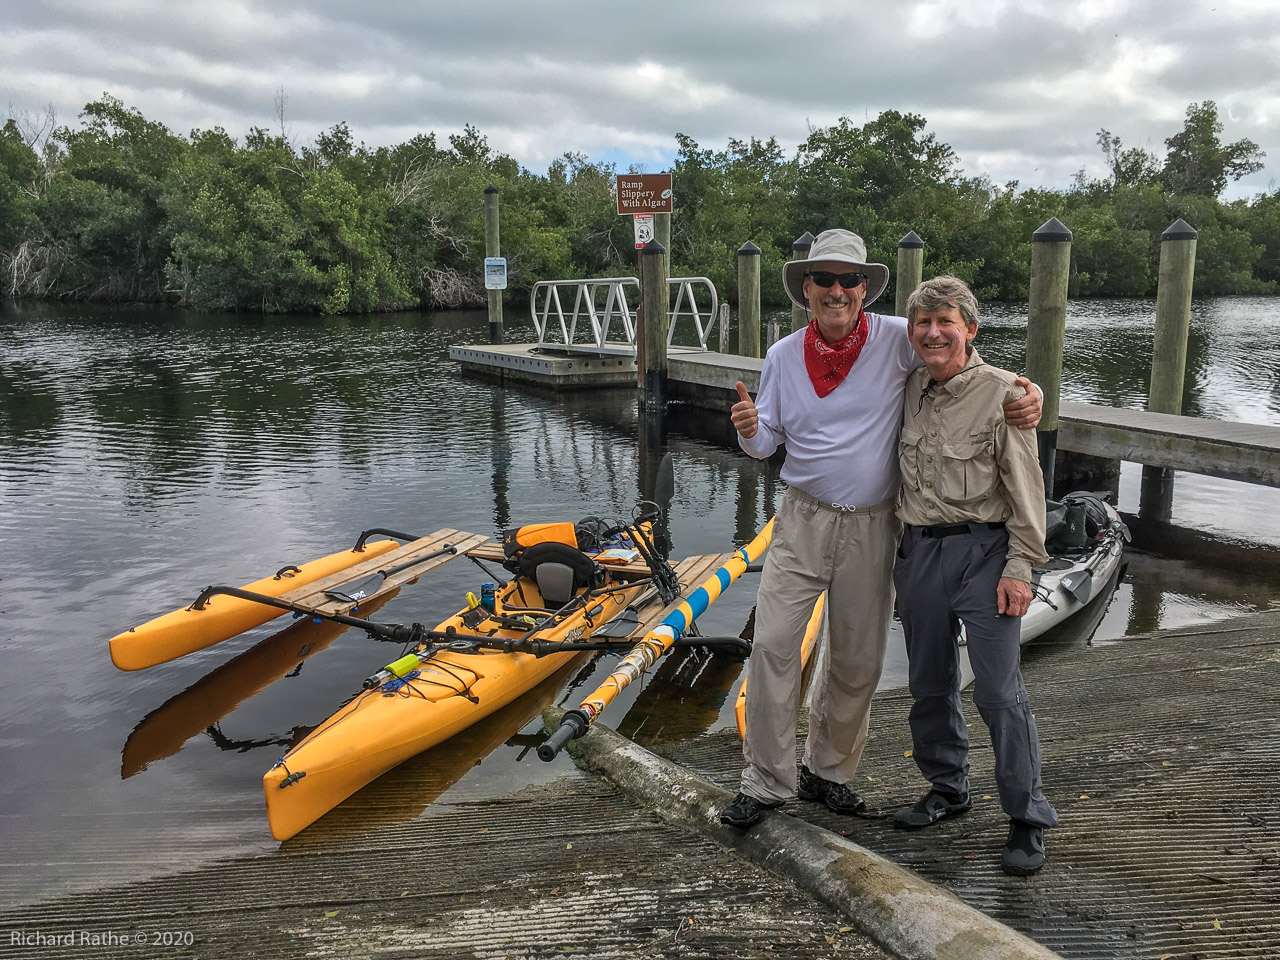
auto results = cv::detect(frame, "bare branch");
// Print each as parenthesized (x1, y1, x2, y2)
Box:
(274, 87, 288, 140)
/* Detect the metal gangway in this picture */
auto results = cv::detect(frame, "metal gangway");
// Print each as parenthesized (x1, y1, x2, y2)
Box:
(530, 277, 720, 354)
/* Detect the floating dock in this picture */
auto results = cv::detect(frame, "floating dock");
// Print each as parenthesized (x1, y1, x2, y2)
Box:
(452, 342, 708, 389)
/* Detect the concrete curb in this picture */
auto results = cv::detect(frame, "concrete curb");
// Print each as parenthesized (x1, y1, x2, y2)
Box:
(544, 709, 1063, 960)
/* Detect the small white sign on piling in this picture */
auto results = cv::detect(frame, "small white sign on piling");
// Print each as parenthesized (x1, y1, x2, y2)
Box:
(484, 257, 508, 290)
(633, 214, 654, 249)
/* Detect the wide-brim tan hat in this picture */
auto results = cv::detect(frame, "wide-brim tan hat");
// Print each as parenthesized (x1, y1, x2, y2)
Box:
(782, 228, 890, 311)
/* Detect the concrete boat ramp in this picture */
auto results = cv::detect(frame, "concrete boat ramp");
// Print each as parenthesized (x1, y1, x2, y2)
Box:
(2, 611, 1276, 959)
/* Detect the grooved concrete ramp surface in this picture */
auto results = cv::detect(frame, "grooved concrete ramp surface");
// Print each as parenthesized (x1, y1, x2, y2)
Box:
(662, 611, 1280, 960)
(0, 778, 891, 960)
(4, 612, 1276, 959)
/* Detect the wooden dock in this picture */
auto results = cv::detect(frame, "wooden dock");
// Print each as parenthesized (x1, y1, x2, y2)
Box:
(450, 342, 706, 389)
(1058, 400, 1280, 487)
(657, 608, 1280, 960)
(12, 608, 1276, 959)
(456, 343, 1280, 490)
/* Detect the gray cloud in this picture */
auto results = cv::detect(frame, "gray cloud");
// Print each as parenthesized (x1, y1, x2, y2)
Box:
(2, 0, 1275, 197)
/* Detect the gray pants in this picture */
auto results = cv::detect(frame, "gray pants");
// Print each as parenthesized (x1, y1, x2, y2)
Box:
(740, 488, 900, 803)
(893, 524, 1058, 828)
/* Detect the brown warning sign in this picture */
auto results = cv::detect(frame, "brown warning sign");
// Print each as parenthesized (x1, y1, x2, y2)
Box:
(616, 174, 673, 215)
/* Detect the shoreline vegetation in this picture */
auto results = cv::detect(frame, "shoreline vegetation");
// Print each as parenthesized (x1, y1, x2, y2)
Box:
(0, 95, 1275, 316)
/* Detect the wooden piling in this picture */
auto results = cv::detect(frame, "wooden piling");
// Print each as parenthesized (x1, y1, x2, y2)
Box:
(791, 232, 814, 333)
(1141, 219, 1199, 520)
(640, 239, 669, 410)
(895, 231, 924, 318)
(1149, 219, 1198, 414)
(484, 185, 503, 344)
(655, 212, 672, 277)
(738, 241, 762, 359)
(1024, 217, 1073, 493)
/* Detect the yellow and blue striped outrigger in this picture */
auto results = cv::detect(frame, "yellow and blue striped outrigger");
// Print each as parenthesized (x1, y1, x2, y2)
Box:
(539, 518, 774, 760)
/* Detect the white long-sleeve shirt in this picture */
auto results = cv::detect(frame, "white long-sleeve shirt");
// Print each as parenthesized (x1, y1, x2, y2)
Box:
(739, 313, 921, 507)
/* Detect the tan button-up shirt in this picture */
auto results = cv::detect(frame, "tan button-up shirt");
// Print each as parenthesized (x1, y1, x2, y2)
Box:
(896, 348, 1048, 582)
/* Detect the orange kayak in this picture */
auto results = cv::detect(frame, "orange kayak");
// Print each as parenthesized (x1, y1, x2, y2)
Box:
(264, 542, 653, 841)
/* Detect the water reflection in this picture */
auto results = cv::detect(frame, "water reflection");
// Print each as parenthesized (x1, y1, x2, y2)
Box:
(121, 592, 396, 778)
(617, 646, 747, 747)
(979, 296, 1280, 424)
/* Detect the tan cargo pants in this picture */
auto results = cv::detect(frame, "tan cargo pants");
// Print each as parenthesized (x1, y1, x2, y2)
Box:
(739, 486, 900, 803)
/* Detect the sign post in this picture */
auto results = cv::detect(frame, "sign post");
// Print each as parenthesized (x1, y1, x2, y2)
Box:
(617, 174, 673, 389)
(483, 185, 503, 343)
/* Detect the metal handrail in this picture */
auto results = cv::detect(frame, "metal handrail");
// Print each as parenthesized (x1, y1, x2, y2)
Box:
(666, 276, 719, 350)
(531, 277, 638, 349)
(530, 277, 721, 352)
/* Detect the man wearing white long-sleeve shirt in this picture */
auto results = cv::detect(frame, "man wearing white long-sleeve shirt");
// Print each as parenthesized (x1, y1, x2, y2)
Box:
(721, 229, 1041, 828)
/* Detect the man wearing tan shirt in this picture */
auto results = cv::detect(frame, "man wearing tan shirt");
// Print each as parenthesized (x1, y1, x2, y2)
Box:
(892, 276, 1057, 876)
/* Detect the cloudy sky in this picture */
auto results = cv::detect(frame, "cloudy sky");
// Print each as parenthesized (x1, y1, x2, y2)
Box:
(3, 0, 1277, 198)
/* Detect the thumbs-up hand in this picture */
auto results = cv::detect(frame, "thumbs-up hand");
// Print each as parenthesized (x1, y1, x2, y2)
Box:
(731, 381, 759, 439)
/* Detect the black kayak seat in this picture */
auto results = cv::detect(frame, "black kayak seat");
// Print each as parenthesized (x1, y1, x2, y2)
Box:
(515, 541, 600, 606)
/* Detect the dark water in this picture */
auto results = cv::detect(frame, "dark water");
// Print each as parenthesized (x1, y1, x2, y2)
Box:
(1, 296, 1278, 906)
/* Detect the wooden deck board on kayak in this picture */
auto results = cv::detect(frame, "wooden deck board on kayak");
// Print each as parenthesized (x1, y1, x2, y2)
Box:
(278, 529, 490, 616)
(607, 551, 739, 642)
(466, 540, 655, 578)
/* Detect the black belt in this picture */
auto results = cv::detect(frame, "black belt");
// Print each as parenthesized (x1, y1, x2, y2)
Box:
(908, 521, 1006, 538)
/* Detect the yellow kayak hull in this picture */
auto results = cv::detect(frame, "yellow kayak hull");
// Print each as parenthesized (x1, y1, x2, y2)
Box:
(735, 592, 826, 739)
(109, 540, 401, 671)
(264, 576, 646, 841)
(263, 646, 585, 841)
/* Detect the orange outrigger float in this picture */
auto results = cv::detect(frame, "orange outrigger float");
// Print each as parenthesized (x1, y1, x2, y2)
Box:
(108, 536, 406, 671)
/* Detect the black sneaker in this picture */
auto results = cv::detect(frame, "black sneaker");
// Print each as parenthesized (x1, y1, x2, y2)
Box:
(797, 764, 866, 815)
(720, 792, 780, 828)
(1002, 820, 1046, 876)
(893, 787, 971, 829)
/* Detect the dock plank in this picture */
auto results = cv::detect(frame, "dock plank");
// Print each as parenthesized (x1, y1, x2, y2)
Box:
(1058, 399, 1280, 486)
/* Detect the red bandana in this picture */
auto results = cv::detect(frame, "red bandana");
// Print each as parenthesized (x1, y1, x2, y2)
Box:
(803, 313, 869, 398)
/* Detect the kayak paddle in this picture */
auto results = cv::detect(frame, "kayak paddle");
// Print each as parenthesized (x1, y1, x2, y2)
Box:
(1059, 568, 1093, 605)
(591, 586, 661, 639)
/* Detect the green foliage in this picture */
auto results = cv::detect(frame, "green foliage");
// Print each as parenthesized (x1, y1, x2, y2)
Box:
(2, 95, 1277, 312)
(1166, 195, 1273, 295)
(1063, 205, 1153, 296)
(42, 95, 189, 298)
(1241, 192, 1280, 286)
(1162, 101, 1265, 198)
(1096, 128, 1160, 188)
(0, 121, 40, 247)
(672, 134, 797, 305)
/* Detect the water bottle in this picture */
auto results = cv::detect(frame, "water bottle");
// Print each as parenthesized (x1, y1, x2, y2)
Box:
(480, 582, 497, 613)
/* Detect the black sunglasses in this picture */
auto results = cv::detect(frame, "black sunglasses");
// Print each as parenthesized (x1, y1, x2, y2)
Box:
(806, 271, 867, 289)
